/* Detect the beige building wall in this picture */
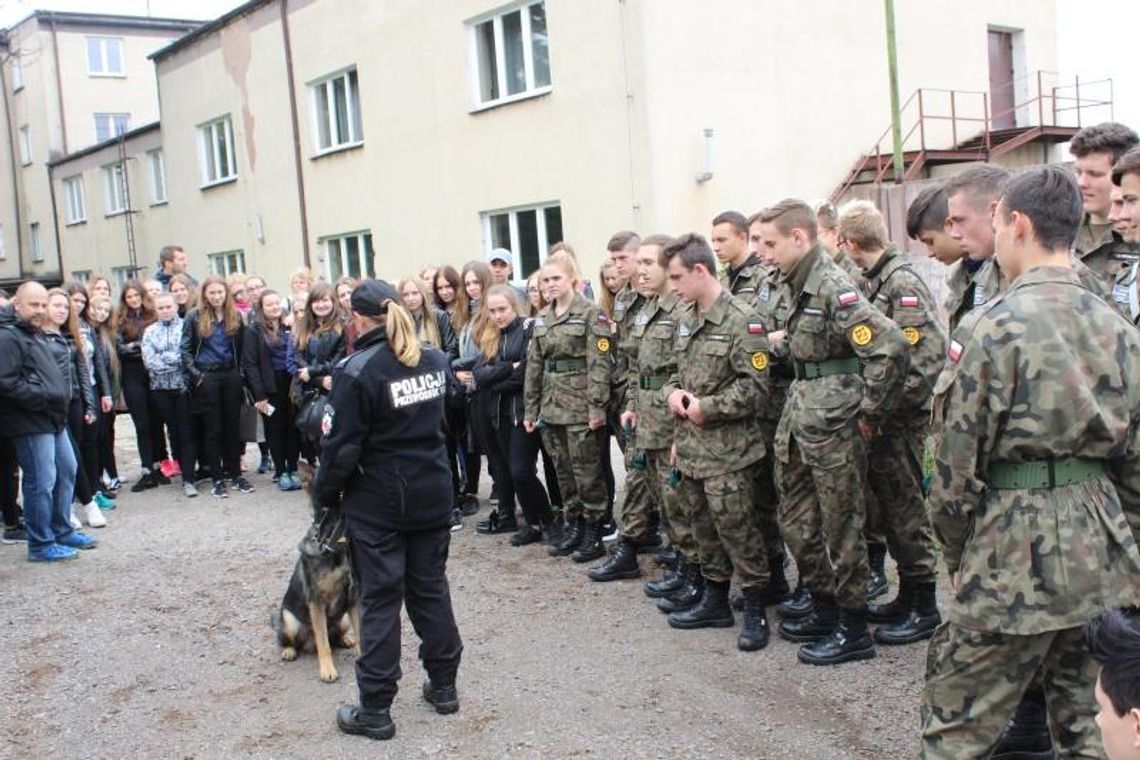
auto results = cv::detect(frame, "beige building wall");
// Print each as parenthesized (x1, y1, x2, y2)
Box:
(0, 42, 25, 281)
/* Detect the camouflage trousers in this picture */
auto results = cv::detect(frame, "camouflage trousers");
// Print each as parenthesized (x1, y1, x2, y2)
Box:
(775, 428, 869, 611)
(648, 448, 696, 563)
(865, 418, 938, 584)
(676, 465, 770, 589)
(751, 438, 787, 569)
(540, 424, 607, 522)
(920, 622, 1100, 758)
(616, 437, 660, 542)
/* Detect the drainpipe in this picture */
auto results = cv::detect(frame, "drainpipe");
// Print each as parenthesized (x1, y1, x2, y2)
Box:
(48, 161, 63, 280)
(279, 0, 311, 269)
(48, 15, 68, 155)
(884, 0, 904, 183)
(1, 48, 23, 275)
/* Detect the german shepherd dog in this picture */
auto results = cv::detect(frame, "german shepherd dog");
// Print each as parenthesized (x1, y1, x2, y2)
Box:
(272, 462, 361, 682)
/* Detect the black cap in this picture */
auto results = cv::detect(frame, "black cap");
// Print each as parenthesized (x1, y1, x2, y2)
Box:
(350, 279, 399, 317)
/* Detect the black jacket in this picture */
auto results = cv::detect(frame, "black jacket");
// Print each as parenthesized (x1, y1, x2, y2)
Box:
(313, 326, 452, 531)
(179, 308, 253, 386)
(46, 331, 95, 416)
(290, 328, 346, 394)
(243, 321, 291, 401)
(0, 305, 70, 435)
(115, 308, 152, 365)
(80, 322, 112, 400)
(423, 309, 458, 360)
(472, 316, 531, 428)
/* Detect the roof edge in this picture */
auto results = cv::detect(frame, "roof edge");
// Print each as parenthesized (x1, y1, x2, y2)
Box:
(48, 121, 162, 168)
(150, 0, 274, 62)
(24, 10, 203, 33)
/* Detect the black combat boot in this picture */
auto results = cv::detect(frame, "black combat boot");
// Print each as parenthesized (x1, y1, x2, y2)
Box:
(760, 558, 791, 606)
(543, 518, 565, 548)
(476, 507, 518, 535)
(668, 579, 734, 629)
(570, 520, 606, 563)
(336, 705, 396, 740)
(422, 679, 460, 715)
(867, 578, 912, 624)
(643, 553, 683, 597)
(778, 595, 839, 643)
(548, 516, 584, 556)
(866, 542, 889, 600)
(991, 686, 1054, 759)
(797, 608, 876, 666)
(588, 538, 641, 581)
(634, 531, 662, 553)
(656, 565, 704, 613)
(737, 588, 770, 652)
(652, 545, 677, 567)
(874, 581, 941, 645)
(776, 584, 813, 620)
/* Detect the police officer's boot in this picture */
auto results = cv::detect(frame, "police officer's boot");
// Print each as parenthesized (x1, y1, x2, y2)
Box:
(874, 581, 941, 645)
(867, 578, 912, 625)
(588, 538, 641, 581)
(336, 705, 396, 741)
(736, 588, 770, 652)
(776, 584, 813, 620)
(778, 594, 838, 643)
(570, 520, 606, 563)
(643, 552, 684, 598)
(991, 686, 1054, 760)
(668, 579, 734, 629)
(866, 543, 889, 600)
(548, 517, 584, 556)
(656, 564, 703, 613)
(797, 608, 876, 666)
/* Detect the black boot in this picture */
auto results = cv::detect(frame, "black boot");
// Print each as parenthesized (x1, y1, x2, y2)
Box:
(737, 588, 770, 652)
(798, 608, 876, 666)
(571, 520, 606, 563)
(778, 595, 838, 643)
(634, 532, 662, 554)
(130, 472, 158, 493)
(422, 679, 460, 715)
(991, 686, 1054, 759)
(476, 508, 518, 535)
(652, 545, 677, 567)
(760, 559, 791, 606)
(668, 579, 734, 629)
(866, 543, 889, 600)
(656, 565, 704, 613)
(548, 517, 584, 556)
(776, 584, 813, 619)
(544, 518, 565, 548)
(336, 705, 396, 740)
(868, 579, 912, 624)
(874, 581, 941, 645)
(643, 555, 685, 597)
(588, 537, 641, 581)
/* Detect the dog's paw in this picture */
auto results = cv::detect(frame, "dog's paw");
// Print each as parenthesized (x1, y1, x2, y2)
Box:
(319, 664, 340, 683)
(281, 647, 297, 662)
(340, 633, 356, 650)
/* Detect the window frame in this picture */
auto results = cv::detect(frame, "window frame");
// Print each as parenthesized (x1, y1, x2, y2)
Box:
(93, 112, 130, 143)
(102, 161, 128, 216)
(18, 125, 31, 165)
(308, 67, 364, 157)
(321, 230, 375, 282)
(197, 116, 237, 189)
(63, 175, 87, 225)
(466, 1, 552, 112)
(11, 53, 22, 92)
(72, 270, 92, 284)
(111, 266, 134, 292)
(29, 222, 42, 263)
(480, 201, 562, 281)
(207, 250, 246, 277)
(86, 36, 125, 77)
(147, 149, 167, 205)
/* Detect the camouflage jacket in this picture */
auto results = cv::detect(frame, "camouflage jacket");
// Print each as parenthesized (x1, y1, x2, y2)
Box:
(663, 290, 769, 479)
(943, 259, 978, 335)
(832, 249, 867, 288)
(753, 267, 792, 425)
(930, 266, 1140, 635)
(1075, 214, 1140, 284)
(1111, 261, 1140, 324)
(609, 284, 646, 412)
(524, 292, 613, 425)
(626, 292, 683, 451)
(720, 254, 770, 302)
(970, 255, 1118, 326)
(774, 245, 909, 459)
(861, 246, 947, 419)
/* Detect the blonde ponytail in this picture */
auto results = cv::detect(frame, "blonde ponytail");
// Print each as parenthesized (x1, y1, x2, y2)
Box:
(385, 301, 422, 368)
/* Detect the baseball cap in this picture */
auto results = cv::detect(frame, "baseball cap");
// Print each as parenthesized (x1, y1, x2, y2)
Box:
(487, 248, 512, 265)
(350, 279, 400, 316)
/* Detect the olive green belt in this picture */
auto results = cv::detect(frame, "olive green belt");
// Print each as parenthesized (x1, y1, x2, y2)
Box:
(639, 375, 667, 391)
(793, 357, 860, 381)
(545, 357, 586, 373)
(988, 458, 1106, 490)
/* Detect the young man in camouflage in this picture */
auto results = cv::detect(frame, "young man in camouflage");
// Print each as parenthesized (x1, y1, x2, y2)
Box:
(661, 233, 773, 652)
(838, 200, 944, 646)
(1110, 148, 1140, 323)
(921, 166, 1140, 758)
(758, 199, 909, 666)
(1070, 122, 1140, 283)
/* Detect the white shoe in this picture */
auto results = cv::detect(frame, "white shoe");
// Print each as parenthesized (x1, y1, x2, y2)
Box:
(183, 482, 198, 498)
(83, 502, 107, 528)
(68, 505, 83, 530)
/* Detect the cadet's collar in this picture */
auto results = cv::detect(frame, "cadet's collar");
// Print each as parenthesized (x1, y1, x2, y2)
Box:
(862, 245, 899, 280)
(1075, 213, 1116, 254)
(783, 244, 823, 297)
(660, 292, 680, 312)
(1010, 264, 1082, 290)
(728, 253, 761, 279)
(697, 289, 732, 326)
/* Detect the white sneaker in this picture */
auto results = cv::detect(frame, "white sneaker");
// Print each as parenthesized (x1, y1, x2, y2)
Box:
(83, 502, 107, 528)
(68, 505, 83, 530)
(183, 482, 198, 498)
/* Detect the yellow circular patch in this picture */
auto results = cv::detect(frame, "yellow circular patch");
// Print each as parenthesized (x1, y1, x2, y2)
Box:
(751, 352, 769, 371)
(596, 337, 611, 353)
(902, 326, 921, 345)
(851, 324, 874, 346)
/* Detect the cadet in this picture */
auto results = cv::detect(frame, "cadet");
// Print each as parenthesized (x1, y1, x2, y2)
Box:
(757, 199, 908, 666)
(1070, 122, 1140, 283)
(944, 165, 1011, 329)
(660, 233, 773, 651)
(906, 185, 965, 271)
(838, 201, 943, 645)
(921, 165, 1140, 757)
(1110, 148, 1140, 322)
(524, 256, 613, 563)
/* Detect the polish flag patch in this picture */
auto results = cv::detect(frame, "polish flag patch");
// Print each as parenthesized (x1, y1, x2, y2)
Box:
(748, 320, 765, 334)
(948, 340, 963, 363)
(837, 291, 859, 307)
(898, 295, 919, 308)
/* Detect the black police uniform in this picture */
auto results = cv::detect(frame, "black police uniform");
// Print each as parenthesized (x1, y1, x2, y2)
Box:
(314, 321, 463, 712)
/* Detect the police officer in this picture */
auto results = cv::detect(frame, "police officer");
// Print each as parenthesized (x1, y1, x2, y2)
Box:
(315, 280, 462, 742)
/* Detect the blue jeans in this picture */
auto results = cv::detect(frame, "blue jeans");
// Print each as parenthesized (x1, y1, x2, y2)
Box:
(14, 429, 77, 550)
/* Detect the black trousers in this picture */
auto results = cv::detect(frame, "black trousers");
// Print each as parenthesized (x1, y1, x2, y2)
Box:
(264, 372, 300, 474)
(193, 368, 243, 481)
(97, 410, 118, 480)
(152, 390, 196, 484)
(121, 361, 159, 469)
(348, 518, 463, 710)
(490, 410, 552, 527)
(66, 398, 96, 505)
(0, 437, 21, 526)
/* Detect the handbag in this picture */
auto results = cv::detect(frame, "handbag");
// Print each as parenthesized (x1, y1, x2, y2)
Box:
(239, 387, 262, 443)
(295, 391, 327, 439)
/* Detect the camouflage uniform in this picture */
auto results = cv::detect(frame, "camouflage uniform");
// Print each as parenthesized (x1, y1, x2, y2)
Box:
(663, 290, 771, 590)
(942, 259, 982, 335)
(1074, 214, 1140, 284)
(524, 292, 613, 522)
(753, 269, 794, 553)
(627, 293, 693, 560)
(773, 245, 908, 613)
(860, 246, 942, 585)
(921, 265, 1140, 758)
(1111, 260, 1140, 324)
(720, 253, 769, 301)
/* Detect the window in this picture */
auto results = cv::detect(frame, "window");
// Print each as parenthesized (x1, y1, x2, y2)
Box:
(147, 149, 167, 204)
(111, 266, 134, 291)
(198, 116, 237, 187)
(72, 270, 92, 284)
(63, 176, 86, 224)
(208, 250, 245, 277)
(469, 1, 551, 108)
(11, 54, 22, 92)
(18, 126, 30, 165)
(481, 203, 562, 279)
(86, 37, 124, 76)
(310, 68, 363, 154)
(103, 162, 127, 215)
(323, 231, 374, 281)
(94, 113, 130, 143)
(29, 222, 42, 263)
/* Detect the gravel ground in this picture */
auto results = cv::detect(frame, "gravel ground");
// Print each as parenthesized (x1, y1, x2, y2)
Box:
(0, 419, 930, 759)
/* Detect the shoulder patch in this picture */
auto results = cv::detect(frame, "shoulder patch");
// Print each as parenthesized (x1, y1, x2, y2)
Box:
(972, 286, 988, 307)
(678, 323, 691, 338)
(533, 316, 544, 327)
(597, 312, 610, 323)
(751, 351, 769, 371)
(320, 405, 335, 437)
(802, 306, 825, 317)
(758, 282, 771, 302)
(898, 295, 919, 308)
(901, 326, 921, 345)
(747, 319, 765, 335)
(837, 291, 859, 307)
(948, 340, 963, 363)
(850, 323, 874, 346)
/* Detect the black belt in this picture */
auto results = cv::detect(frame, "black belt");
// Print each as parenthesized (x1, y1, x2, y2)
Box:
(197, 363, 236, 373)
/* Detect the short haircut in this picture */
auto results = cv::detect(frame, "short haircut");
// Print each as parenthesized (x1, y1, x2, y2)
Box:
(838, 200, 888, 251)
(757, 199, 819, 241)
(661, 233, 716, 274)
(152, 291, 175, 304)
(1085, 607, 1140, 717)
(606, 231, 641, 252)
(1112, 147, 1140, 186)
(813, 200, 838, 230)
(998, 165, 1083, 251)
(640, 234, 675, 267)
(943, 165, 1011, 210)
(1069, 122, 1140, 163)
(906, 185, 950, 239)
(548, 241, 576, 258)
(158, 245, 181, 265)
(711, 211, 748, 235)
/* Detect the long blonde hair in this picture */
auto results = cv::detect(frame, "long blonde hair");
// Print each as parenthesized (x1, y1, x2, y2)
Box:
(47, 288, 86, 355)
(383, 300, 421, 368)
(478, 284, 521, 360)
(397, 275, 442, 348)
